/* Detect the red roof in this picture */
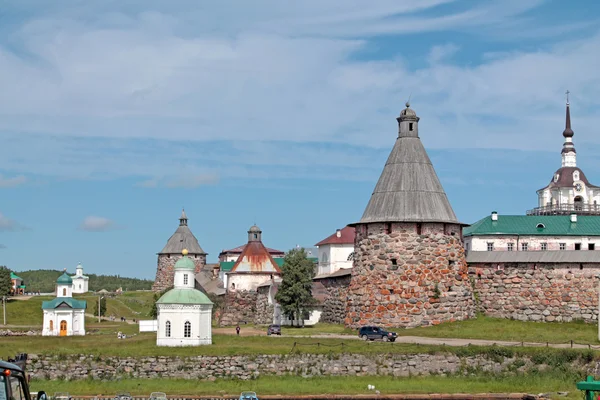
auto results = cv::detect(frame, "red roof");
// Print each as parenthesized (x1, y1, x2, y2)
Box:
(315, 226, 355, 246)
(229, 241, 282, 274)
(219, 244, 284, 256)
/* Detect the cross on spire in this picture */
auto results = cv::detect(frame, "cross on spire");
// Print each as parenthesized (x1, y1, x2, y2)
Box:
(566, 90, 570, 105)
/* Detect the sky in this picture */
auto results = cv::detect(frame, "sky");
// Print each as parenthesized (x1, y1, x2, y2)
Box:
(1, 0, 600, 279)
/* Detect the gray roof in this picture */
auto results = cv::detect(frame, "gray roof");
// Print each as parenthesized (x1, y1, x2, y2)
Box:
(357, 104, 459, 225)
(467, 251, 600, 264)
(159, 211, 207, 255)
(313, 267, 352, 280)
(195, 266, 225, 296)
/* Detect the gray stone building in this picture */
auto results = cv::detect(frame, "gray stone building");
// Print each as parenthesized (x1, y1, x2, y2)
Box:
(152, 210, 207, 292)
(345, 102, 475, 328)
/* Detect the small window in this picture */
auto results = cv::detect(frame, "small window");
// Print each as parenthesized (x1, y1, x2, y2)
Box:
(391, 258, 397, 266)
(521, 243, 528, 251)
(384, 223, 392, 234)
(487, 242, 494, 251)
(507, 243, 514, 251)
(536, 223, 545, 229)
(560, 243, 566, 250)
(184, 321, 191, 338)
(541, 243, 547, 251)
(254, 233, 258, 239)
(409, 122, 414, 131)
(231, 282, 235, 289)
(589, 243, 596, 250)
(183, 274, 188, 285)
(166, 321, 171, 337)
(347, 252, 355, 261)
(62, 288, 66, 296)
(416, 223, 422, 235)
(575, 243, 581, 251)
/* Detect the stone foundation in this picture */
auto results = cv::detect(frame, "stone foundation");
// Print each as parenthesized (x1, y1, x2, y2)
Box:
(219, 290, 258, 326)
(345, 222, 475, 329)
(255, 286, 274, 325)
(153, 254, 206, 292)
(470, 264, 600, 322)
(318, 275, 351, 324)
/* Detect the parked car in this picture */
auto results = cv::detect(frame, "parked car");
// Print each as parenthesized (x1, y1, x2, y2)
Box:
(358, 326, 397, 342)
(267, 324, 281, 335)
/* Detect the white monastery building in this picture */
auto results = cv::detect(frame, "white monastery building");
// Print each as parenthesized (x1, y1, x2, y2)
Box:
(156, 249, 213, 346)
(42, 271, 86, 336)
(464, 98, 600, 254)
(314, 226, 355, 277)
(71, 263, 89, 294)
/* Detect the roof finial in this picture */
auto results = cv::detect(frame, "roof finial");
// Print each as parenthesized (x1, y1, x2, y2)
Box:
(566, 90, 570, 105)
(406, 93, 412, 108)
(179, 208, 188, 226)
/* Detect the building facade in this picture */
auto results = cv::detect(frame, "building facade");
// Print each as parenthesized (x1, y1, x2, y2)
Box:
(71, 263, 89, 294)
(314, 226, 355, 277)
(345, 102, 475, 329)
(156, 249, 213, 346)
(153, 209, 207, 292)
(10, 272, 25, 295)
(42, 272, 86, 336)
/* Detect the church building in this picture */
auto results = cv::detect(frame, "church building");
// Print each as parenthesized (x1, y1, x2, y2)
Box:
(156, 249, 213, 346)
(42, 271, 86, 336)
(153, 209, 207, 292)
(345, 102, 475, 329)
(71, 263, 89, 294)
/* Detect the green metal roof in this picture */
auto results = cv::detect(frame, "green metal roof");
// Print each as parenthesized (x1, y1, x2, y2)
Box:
(56, 272, 73, 285)
(156, 288, 213, 305)
(220, 261, 235, 272)
(10, 272, 23, 281)
(42, 297, 87, 310)
(174, 256, 195, 270)
(464, 215, 600, 237)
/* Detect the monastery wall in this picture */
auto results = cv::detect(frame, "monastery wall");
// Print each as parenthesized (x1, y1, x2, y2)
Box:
(470, 264, 600, 323)
(218, 290, 257, 326)
(153, 254, 206, 292)
(345, 222, 475, 329)
(318, 275, 352, 324)
(255, 286, 274, 325)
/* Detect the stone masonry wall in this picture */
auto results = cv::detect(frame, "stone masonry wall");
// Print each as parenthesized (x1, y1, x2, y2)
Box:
(319, 275, 352, 324)
(153, 254, 206, 292)
(346, 222, 475, 329)
(255, 286, 274, 325)
(23, 352, 566, 381)
(470, 264, 600, 322)
(219, 290, 258, 326)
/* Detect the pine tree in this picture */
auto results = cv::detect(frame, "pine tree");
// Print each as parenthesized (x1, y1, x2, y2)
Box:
(0, 266, 11, 296)
(275, 248, 317, 326)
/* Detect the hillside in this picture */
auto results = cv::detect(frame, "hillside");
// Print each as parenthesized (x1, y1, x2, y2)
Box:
(14, 269, 153, 292)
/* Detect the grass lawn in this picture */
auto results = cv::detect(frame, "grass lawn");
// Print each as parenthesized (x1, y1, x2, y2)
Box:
(281, 323, 355, 336)
(29, 374, 582, 398)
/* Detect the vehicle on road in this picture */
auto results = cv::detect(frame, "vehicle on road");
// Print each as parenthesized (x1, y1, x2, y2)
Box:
(267, 324, 281, 335)
(240, 391, 259, 400)
(358, 326, 397, 342)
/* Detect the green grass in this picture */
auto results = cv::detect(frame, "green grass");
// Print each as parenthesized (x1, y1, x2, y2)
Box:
(394, 315, 598, 345)
(281, 323, 355, 336)
(29, 373, 581, 397)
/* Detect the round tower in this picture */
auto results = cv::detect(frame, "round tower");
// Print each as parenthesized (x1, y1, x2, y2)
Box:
(153, 209, 207, 292)
(345, 103, 475, 329)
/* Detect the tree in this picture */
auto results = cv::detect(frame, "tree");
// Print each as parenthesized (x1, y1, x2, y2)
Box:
(275, 248, 317, 326)
(0, 266, 11, 297)
(149, 287, 172, 319)
(93, 296, 107, 318)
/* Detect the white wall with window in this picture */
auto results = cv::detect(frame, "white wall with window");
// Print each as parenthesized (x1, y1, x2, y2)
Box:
(316, 244, 354, 276)
(465, 235, 600, 252)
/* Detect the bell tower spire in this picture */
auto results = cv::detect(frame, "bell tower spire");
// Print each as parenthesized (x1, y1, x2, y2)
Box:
(561, 91, 576, 167)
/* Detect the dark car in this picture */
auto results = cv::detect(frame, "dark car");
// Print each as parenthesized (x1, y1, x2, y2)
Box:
(358, 326, 397, 342)
(267, 324, 281, 335)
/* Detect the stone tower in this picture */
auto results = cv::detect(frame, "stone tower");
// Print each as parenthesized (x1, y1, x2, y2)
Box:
(345, 103, 474, 329)
(153, 209, 207, 292)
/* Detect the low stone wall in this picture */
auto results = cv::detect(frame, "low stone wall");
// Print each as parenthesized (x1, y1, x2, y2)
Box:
(24, 352, 569, 381)
(470, 264, 600, 323)
(219, 290, 258, 326)
(318, 275, 351, 324)
(255, 286, 274, 325)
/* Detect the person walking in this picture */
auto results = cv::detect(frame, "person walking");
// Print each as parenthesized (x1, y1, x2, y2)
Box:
(236, 325, 240, 336)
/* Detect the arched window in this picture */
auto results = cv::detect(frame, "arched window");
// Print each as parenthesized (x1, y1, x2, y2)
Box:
(184, 321, 191, 338)
(79, 284, 82, 290)
(575, 196, 583, 211)
(231, 282, 235, 289)
(574, 171, 580, 181)
(536, 223, 545, 229)
(165, 321, 171, 338)
(49, 320, 54, 331)
(62, 288, 66, 296)
(347, 252, 355, 261)
(321, 253, 328, 263)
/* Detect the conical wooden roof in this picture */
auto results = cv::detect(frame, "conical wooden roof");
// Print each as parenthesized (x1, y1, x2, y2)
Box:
(358, 103, 459, 224)
(159, 210, 207, 255)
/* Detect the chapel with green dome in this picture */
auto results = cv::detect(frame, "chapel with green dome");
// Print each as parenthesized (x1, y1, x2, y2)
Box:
(41, 270, 87, 336)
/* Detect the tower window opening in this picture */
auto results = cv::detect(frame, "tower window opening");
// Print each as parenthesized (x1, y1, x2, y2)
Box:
(254, 233, 258, 239)
(409, 123, 414, 131)
(62, 288, 66, 296)
(184, 321, 191, 338)
(575, 243, 581, 250)
(184, 274, 188, 285)
(391, 258, 397, 266)
(589, 243, 596, 250)
(416, 223, 422, 235)
(384, 223, 392, 234)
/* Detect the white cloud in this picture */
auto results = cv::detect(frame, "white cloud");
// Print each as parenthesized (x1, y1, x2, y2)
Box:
(138, 173, 220, 188)
(79, 216, 120, 232)
(0, 213, 28, 231)
(0, 174, 27, 188)
(0, 1, 599, 183)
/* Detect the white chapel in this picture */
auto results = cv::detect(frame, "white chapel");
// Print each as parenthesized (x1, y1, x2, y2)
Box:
(71, 263, 89, 294)
(156, 249, 213, 346)
(42, 271, 87, 336)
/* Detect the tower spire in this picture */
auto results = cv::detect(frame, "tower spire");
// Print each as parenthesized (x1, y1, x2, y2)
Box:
(179, 208, 188, 226)
(561, 93, 576, 167)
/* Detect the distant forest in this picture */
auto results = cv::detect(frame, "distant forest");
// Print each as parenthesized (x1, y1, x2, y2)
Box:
(14, 269, 153, 293)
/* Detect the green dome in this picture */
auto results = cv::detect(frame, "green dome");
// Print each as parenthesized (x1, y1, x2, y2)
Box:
(156, 288, 213, 305)
(56, 272, 73, 285)
(174, 256, 195, 270)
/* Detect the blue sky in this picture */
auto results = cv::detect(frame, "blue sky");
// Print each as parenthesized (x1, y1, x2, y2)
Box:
(1, 0, 600, 279)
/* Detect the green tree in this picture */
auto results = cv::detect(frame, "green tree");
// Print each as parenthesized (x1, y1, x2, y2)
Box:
(149, 287, 172, 319)
(93, 296, 107, 318)
(0, 266, 11, 296)
(275, 248, 317, 326)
